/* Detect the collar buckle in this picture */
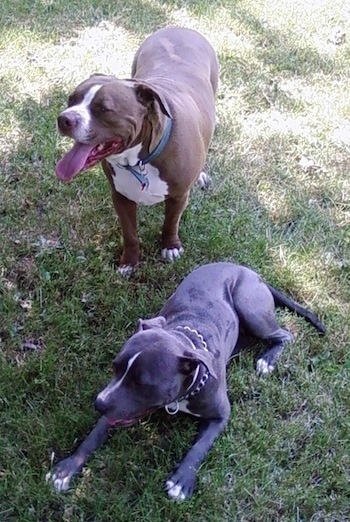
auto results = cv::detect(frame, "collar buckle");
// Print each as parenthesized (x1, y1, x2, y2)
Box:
(119, 117, 172, 191)
(165, 402, 179, 415)
(137, 159, 146, 172)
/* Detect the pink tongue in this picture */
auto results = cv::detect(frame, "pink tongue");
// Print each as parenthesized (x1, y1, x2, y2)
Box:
(56, 141, 95, 181)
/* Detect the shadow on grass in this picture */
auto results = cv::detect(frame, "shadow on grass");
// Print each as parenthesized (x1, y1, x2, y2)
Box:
(232, 6, 338, 76)
(0, 0, 170, 42)
(1, 0, 340, 81)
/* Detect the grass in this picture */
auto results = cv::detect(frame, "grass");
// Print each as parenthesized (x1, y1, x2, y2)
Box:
(0, 0, 349, 520)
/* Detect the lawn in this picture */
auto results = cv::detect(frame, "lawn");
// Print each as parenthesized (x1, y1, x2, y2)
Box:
(0, 0, 349, 520)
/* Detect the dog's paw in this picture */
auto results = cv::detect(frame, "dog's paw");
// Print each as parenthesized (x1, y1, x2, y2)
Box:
(256, 358, 275, 375)
(165, 468, 196, 501)
(46, 457, 81, 492)
(118, 264, 136, 277)
(161, 247, 184, 262)
(165, 479, 187, 501)
(196, 171, 211, 190)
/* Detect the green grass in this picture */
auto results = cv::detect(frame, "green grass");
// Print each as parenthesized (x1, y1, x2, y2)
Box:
(1, 0, 350, 520)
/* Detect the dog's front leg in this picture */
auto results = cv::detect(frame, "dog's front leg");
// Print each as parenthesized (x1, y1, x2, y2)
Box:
(46, 416, 110, 492)
(111, 190, 140, 275)
(166, 414, 229, 501)
(161, 193, 189, 262)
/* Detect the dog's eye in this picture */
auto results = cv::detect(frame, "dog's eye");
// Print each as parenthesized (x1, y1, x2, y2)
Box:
(131, 371, 151, 387)
(131, 373, 156, 389)
(96, 102, 113, 114)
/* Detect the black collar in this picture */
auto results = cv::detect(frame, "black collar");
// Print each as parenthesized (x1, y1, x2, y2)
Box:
(165, 326, 210, 415)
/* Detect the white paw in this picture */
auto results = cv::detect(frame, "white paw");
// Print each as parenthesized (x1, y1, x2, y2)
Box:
(161, 247, 184, 262)
(256, 358, 274, 375)
(118, 264, 135, 277)
(45, 471, 72, 492)
(196, 171, 211, 189)
(165, 480, 186, 501)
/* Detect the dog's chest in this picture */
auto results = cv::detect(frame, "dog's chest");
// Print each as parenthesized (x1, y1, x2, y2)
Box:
(177, 400, 201, 417)
(106, 144, 168, 206)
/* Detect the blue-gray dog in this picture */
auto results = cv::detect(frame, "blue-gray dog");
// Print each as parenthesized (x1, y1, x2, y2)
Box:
(47, 262, 325, 500)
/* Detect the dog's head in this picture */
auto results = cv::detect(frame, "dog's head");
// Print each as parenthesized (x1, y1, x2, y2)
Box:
(56, 75, 172, 182)
(94, 317, 216, 426)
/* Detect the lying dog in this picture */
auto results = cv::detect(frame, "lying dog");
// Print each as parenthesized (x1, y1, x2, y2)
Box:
(46, 262, 325, 500)
(55, 27, 218, 274)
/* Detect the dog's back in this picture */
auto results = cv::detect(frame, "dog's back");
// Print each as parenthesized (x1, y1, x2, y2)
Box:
(132, 26, 219, 95)
(132, 27, 218, 153)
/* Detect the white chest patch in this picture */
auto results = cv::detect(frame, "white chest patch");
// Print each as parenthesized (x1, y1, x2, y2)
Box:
(107, 144, 168, 206)
(177, 400, 201, 417)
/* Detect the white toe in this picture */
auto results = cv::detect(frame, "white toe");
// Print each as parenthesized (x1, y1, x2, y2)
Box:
(165, 479, 174, 490)
(166, 481, 186, 500)
(161, 247, 184, 262)
(53, 478, 62, 492)
(52, 475, 71, 492)
(62, 476, 71, 491)
(256, 358, 274, 375)
(196, 171, 211, 189)
(118, 264, 135, 277)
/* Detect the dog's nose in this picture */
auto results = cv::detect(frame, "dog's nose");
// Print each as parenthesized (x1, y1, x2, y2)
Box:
(57, 113, 77, 133)
(94, 395, 108, 415)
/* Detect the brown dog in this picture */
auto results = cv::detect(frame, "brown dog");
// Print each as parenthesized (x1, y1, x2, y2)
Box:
(56, 27, 219, 274)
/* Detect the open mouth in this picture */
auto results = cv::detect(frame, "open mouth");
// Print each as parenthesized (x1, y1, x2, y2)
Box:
(55, 138, 124, 182)
(106, 418, 138, 427)
(105, 407, 157, 427)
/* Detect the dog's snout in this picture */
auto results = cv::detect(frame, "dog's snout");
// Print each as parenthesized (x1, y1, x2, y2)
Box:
(57, 113, 77, 133)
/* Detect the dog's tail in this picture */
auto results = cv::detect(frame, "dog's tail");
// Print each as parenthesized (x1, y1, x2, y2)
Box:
(267, 284, 326, 334)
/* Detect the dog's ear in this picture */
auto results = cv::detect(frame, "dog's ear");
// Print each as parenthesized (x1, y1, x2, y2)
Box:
(136, 316, 166, 332)
(178, 350, 217, 379)
(134, 83, 173, 118)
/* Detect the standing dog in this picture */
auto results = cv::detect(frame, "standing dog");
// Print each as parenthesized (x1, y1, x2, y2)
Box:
(46, 263, 325, 500)
(56, 27, 218, 274)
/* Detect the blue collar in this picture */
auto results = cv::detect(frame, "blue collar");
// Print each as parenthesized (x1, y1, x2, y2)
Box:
(141, 116, 172, 164)
(119, 117, 172, 191)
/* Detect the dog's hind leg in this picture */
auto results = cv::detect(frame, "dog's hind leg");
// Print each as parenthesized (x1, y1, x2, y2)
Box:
(255, 329, 294, 375)
(233, 275, 294, 374)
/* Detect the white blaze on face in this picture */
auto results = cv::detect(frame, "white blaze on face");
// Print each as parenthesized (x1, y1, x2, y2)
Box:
(60, 84, 103, 142)
(96, 351, 142, 403)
